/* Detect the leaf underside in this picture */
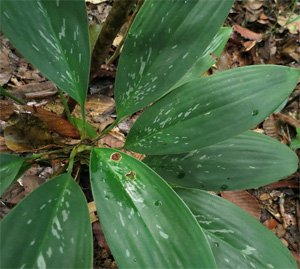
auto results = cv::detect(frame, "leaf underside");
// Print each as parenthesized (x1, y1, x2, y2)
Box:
(0, 174, 93, 269)
(144, 131, 298, 191)
(90, 148, 216, 269)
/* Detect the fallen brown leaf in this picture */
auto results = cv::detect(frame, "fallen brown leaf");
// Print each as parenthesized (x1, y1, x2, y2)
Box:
(233, 24, 263, 41)
(32, 107, 80, 139)
(221, 190, 261, 220)
(0, 100, 15, 121)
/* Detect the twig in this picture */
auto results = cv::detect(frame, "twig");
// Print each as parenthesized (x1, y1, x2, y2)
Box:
(107, 0, 144, 65)
(90, 0, 137, 78)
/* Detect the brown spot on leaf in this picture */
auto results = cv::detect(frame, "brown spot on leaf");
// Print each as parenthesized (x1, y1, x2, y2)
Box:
(110, 152, 121, 161)
(125, 171, 136, 180)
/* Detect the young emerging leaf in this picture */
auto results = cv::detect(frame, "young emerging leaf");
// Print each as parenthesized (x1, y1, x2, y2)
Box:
(90, 148, 216, 269)
(126, 66, 300, 154)
(0, 153, 29, 196)
(1, 0, 90, 107)
(0, 174, 93, 269)
(115, 0, 234, 118)
(176, 188, 297, 269)
(144, 131, 298, 191)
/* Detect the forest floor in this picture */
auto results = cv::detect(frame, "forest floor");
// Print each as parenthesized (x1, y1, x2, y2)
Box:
(0, 0, 299, 268)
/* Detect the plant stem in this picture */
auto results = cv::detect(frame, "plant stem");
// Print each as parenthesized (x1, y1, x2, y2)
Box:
(58, 89, 72, 121)
(90, 0, 137, 78)
(0, 86, 26, 105)
(67, 144, 92, 174)
(107, 0, 144, 65)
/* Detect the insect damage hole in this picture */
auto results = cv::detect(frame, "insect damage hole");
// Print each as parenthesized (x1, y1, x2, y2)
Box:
(110, 152, 122, 161)
(125, 171, 136, 180)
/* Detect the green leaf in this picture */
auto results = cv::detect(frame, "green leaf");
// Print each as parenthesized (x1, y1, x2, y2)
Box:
(126, 65, 300, 154)
(72, 117, 97, 139)
(115, 0, 234, 118)
(173, 27, 232, 88)
(144, 131, 298, 191)
(1, 0, 90, 107)
(0, 173, 93, 268)
(176, 188, 297, 269)
(0, 153, 28, 196)
(89, 23, 102, 53)
(290, 128, 300, 150)
(90, 148, 216, 269)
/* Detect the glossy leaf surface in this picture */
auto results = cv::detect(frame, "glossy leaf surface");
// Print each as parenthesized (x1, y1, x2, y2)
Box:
(144, 131, 298, 191)
(115, 0, 234, 118)
(0, 174, 92, 268)
(126, 66, 300, 154)
(173, 27, 232, 88)
(90, 148, 216, 269)
(0, 153, 27, 196)
(176, 188, 297, 269)
(1, 0, 90, 107)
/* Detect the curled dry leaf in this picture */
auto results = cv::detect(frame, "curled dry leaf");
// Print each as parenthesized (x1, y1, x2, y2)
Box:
(30, 106, 80, 139)
(233, 24, 263, 41)
(221, 190, 261, 220)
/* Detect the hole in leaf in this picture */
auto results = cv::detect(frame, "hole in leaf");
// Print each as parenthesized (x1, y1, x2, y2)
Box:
(110, 152, 122, 161)
(252, 109, 259, 116)
(125, 171, 136, 180)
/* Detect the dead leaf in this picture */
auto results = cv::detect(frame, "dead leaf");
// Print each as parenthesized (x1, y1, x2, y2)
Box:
(233, 24, 263, 41)
(278, 14, 300, 34)
(244, 0, 264, 11)
(275, 113, 300, 128)
(263, 114, 281, 140)
(242, 40, 257, 51)
(4, 113, 53, 152)
(0, 136, 10, 152)
(263, 218, 279, 230)
(221, 190, 261, 220)
(0, 45, 13, 85)
(86, 0, 107, 4)
(31, 107, 80, 139)
(0, 100, 15, 120)
(88, 201, 98, 223)
(264, 179, 299, 190)
(9, 81, 57, 99)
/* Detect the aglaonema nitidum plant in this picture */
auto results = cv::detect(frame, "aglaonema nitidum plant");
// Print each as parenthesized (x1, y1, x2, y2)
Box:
(0, 0, 299, 268)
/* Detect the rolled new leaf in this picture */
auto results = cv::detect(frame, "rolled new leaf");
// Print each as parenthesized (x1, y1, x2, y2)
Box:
(0, 153, 29, 196)
(90, 148, 216, 269)
(144, 131, 298, 191)
(115, 0, 234, 118)
(176, 188, 297, 269)
(126, 65, 300, 154)
(1, 0, 90, 107)
(0, 174, 93, 269)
